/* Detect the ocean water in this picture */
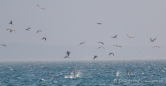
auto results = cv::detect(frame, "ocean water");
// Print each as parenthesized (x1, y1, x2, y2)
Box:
(0, 60, 166, 86)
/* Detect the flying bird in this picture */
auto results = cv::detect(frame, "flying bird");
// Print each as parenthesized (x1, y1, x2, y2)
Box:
(6, 28, 15, 33)
(97, 23, 102, 25)
(9, 20, 13, 25)
(98, 46, 105, 50)
(36, 30, 42, 33)
(127, 34, 134, 39)
(153, 46, 160, 48)
(42, 37, 46, 41)
(113, 45, 121, 48)
(37, 4, 45, 10)
(26, 27, 31, 31)
(79, 42, 85, 45)
(1, 44, 6, 47)
(64, 51, 71, 58)
(112, 35, 117, 39)
(150, 38, 156, 42)
(93, 55, 98, 60)
(66, 51, 71, 56)
(109, 53, 114, 56)
(97, 41, 104, 45)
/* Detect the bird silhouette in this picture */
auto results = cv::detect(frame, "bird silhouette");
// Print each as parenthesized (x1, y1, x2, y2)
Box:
(153, 46, 160, 48)
(9, 20, 13, 25)
(113, 45, 121, 48)
(66, 51, 71, 56)
(79, 42, 85, 45)
(98, 46, 105, 50)
(112, 35, 117, 39)
(42, 37, 46, 41)
(36, 30, 42, 33)
(97, 41, 104, 45)
(109, 53, 114, 56)
(97, 23, 102, 25)
(37, 4, 45, 10)
(93, 55, 98, 60)
(26, 27, 31, 31)
(1, 44, 6, 47)
(6, 28, 15, 33)
(127, 34, 134, 39)
(150, 38, 156, 42)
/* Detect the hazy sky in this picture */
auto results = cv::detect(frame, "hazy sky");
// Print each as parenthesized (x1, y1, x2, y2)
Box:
(0, 0, 166, 61)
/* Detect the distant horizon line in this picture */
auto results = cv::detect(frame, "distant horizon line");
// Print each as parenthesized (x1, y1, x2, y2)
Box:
(1, 58, 166, 62)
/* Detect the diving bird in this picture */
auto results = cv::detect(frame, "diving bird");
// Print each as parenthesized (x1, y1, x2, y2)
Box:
(36, 30, 42, 33)
(26, 27, 31, 31)
(1, 44, 6, 47)
(112, 35, 117, 39)
(127, 34, 134, 39)
(6, 28, 15, 33)
(98, 46, 105, 50)
(79, 42, 85, 45)
(97, 23, 102, 25)
(66, 51, 71, 56)
(109, 53, 114, 56)
(9, 20, 13, 25)
(150, 38, 156, 42)
(37, 4, 45, 10)
(97, 41, 104, 45)
(113, 45, 121, 48)
(93, 55, 98, 60)
(42, 37, 46, 41)
(153, 46, 160, 48)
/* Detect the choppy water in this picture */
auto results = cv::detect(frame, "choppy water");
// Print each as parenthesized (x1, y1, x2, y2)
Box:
(0, 60, 166, 86)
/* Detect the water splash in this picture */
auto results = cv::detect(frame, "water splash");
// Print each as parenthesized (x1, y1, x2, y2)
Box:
(64, 71, 81, 78)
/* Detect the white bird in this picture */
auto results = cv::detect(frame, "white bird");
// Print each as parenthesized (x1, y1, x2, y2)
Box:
(97, 23, 102, 25)
(112, 35, 117, 39)
(127, 34, 134, 39)
(150, 38, 156, 42)
(9, 20, 13, 25)
(37, 4, 45, 10)
(109, 53, 114, 56)
(1, 44, 6, 47)
(153, 46, 160, 48)
(6, 28, 15, 33)
(79, 42, 85, 45)
(42, 37, 46, 41)
(113, 45, 121, 48)
(116, 71, 120, 76)
(97, 41, 104, 45)
(36, 30, 42, 33)
(98, 46, 105, 50)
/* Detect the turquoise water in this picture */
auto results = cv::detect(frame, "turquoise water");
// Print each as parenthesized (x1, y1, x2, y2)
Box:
(0, 60, 166, 86)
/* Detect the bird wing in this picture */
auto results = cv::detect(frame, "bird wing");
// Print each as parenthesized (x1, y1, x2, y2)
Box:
(127, 34, 130, 38)
(37, 4, 40, 7)
(153, 38, 156, 41)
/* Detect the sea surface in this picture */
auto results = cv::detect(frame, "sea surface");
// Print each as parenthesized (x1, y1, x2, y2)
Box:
(0, 60, 166, 86)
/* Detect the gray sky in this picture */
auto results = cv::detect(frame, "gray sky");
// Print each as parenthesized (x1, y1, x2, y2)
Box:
(0, 0, 166, 61)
